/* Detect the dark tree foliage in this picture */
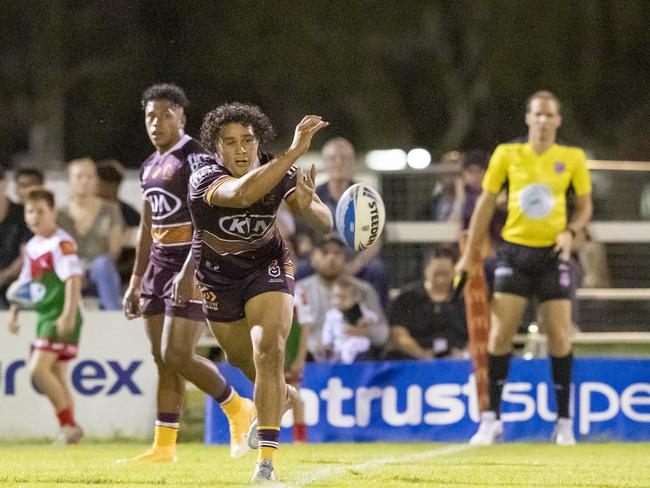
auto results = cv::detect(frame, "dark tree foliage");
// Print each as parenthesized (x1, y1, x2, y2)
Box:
(1, 0, 649, 168)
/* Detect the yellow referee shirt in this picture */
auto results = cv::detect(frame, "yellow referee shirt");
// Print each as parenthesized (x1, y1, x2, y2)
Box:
(482, 142, 592, 247)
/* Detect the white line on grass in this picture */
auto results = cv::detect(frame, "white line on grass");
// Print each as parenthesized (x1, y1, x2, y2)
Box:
(293, 444, 474, 487)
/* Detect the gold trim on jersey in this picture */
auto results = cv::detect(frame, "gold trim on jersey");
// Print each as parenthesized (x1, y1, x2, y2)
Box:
(151, 222, 193, 246)
(204, 176, 236, 205)
(201, 228, 276, 255)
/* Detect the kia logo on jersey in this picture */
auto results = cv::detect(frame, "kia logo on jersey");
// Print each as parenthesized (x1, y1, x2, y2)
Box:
(144, 187, 182, 220)
(219, 214, 274, 240)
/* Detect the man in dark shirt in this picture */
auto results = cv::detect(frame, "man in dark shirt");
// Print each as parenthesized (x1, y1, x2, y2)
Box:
(0, 168, 32, 309)
(387, 247, 467, 359)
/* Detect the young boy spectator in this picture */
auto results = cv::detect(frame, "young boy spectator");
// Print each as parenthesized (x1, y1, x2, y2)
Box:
(386, 247, 467, 360)
(7, 189, 84, 444)
(321, 276, 377, 364)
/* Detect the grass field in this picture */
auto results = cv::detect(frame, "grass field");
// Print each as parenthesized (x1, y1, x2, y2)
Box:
(0, 442, 648, 487)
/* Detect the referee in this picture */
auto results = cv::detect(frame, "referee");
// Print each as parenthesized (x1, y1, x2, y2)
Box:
(457, 91, 593, 445)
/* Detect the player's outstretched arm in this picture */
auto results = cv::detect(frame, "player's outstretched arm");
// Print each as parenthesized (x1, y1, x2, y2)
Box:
(208, 115, 329, 208)
(287, 164, 333, 235)
(456, 190, 498, 275)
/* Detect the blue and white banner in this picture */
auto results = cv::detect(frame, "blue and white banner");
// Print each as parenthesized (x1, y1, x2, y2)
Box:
(205, 358, 650, 443)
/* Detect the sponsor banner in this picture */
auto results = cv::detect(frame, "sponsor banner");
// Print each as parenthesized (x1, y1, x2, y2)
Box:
(205, 359, 650, 444)
(0, 311, 157, 439)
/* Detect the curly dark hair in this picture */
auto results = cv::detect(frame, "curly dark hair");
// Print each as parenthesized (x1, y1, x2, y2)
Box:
(141, 83, 189, 109)
(200, 102, 275, 153)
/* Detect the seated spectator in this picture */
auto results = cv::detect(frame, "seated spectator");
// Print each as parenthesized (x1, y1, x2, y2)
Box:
(385, 247, 467, 360)
(96, 160, 141, 286)
(0, 168, 32, 309)
(295, 233, 388, 361)
(294, 137, 389, 307)
(96, 160, 140, 230)
(14, 167, 45, 204)
(321, 275, 378, 364)
(57, 158, 124, 310)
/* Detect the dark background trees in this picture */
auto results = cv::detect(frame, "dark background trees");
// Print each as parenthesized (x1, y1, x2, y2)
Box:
(1, 0, 649, 168)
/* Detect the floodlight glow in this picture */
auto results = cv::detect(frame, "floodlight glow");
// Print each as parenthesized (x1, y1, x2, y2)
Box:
(407, 148, 431, 169)
(365, 149, 407, 171)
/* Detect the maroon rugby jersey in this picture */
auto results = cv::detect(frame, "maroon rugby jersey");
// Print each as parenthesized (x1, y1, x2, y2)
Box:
(140, 135, 212, 269)
(188, 156, 297, 286)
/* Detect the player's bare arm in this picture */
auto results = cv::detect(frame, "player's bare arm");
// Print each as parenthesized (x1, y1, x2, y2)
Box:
(456, 190, 498, 275)
(56, 274, 82, 336)
(123, 199, 153, 319)
(207, 115, 328, 208)
(287, 164, 333, 235)
(554, 193, 593, 261)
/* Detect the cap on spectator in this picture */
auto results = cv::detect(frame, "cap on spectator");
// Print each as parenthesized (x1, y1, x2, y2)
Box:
(316, 232, 347, 249)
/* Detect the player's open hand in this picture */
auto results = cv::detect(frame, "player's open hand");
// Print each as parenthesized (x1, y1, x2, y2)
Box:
(294, 164, 317, 210)
(171, 268, 194, 308)
(554, 230, 573, 262)
(123, 285, 142, 320)
(290, 115, 329, 155)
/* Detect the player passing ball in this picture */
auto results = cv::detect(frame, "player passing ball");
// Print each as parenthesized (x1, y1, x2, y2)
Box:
(456, 91, 592, 445)
(188, 105, 331, 481)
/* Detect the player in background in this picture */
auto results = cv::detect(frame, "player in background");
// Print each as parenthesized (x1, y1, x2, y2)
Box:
(188, 104, 331, 481)
(8, 189, 83, 445)
(122, 84, 253, 462)
(456, 91, 592, 445)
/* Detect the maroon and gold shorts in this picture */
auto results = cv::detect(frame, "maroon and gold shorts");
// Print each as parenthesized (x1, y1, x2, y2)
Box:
(199, 256, 295, 323)
(140, 262, 205, 322)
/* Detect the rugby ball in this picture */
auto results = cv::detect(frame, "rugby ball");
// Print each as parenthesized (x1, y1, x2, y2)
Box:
(5, 280, 36, 310)
(335, 183, 385, 251)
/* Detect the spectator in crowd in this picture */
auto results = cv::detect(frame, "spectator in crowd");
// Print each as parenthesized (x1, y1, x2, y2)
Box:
(295, 137, 389, 307)
(96, 160, 141, 229)
(14, 167, 45, 204)
(57, 158, 124, 310)
(294, 233, 388, 361)
(96, 160, 141, 286)
(385, 246, 467, 360)
(0, 168, 32, 309)
(321, 275, 378, 363)
(417, 150, 465, 222)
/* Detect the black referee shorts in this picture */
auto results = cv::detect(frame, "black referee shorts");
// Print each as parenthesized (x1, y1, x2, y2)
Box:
(493, 241, 572, 302)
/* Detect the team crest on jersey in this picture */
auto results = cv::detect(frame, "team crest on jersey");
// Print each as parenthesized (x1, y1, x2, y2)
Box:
(268, 260, 281, 278)
(144, 187, 182, 220)
(219, 214, 274, 240)
(162, 163, 175, 180)
(554, 161, 565, 174)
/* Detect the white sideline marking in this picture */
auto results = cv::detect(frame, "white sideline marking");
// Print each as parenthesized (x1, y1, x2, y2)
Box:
(293, 444, 474, 487)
